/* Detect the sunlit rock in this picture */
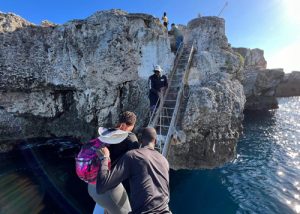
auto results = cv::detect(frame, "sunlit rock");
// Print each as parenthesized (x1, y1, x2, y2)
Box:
(0, 10, 173, 141)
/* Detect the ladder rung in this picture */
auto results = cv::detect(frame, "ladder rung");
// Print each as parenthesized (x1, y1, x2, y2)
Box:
(160, 116, 172, 118)
(164, 100, 176, 102)
(156, 125, 170, 128)
(162, 107, 175, 110)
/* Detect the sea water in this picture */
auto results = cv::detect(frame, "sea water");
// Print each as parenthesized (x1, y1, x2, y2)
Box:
(170, 97, 300, 214)
(0, 97, 299, 214)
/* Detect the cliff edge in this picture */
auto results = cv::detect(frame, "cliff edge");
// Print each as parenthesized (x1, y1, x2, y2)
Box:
(0, 10, 174, 142)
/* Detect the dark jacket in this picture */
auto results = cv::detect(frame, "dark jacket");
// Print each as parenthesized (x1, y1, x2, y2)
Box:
(148, 74, 168, 95)
(97, 147, 171, 214)
(108, 131, 140, 167)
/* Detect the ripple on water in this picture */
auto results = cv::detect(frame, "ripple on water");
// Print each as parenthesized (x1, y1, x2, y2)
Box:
(170, 97, 300, 214)
(225, 97, 300, 214)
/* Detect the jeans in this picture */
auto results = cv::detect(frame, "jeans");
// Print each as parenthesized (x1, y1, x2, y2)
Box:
(176, 36, 183, 51)
(88, 183, 131, 214)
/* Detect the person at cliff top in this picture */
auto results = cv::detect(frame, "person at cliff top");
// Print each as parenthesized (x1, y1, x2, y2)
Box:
(148, 65, 168, 113)
(88, 111, 140, 214)
(96, 127, 171, 214)
(169, 23, 184, 51)
(162, 12, 168, 29)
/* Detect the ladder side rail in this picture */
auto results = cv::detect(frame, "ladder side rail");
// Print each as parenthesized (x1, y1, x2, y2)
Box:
(162, 42, 196, 157)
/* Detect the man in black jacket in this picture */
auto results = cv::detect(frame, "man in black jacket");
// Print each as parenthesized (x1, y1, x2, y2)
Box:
(97, 127, 171, 214)
(148, 65, 168, 113)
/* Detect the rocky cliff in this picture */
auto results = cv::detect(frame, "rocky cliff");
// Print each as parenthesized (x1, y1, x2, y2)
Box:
(233, 48, 285, 110)
(0, 11, 247, 169)
(233, 48, 300, 109)
(168, 17, 245, 169)
(276, 71, 300, 97)
(0, 10, 174, 142)
(0, 12, 34, 32)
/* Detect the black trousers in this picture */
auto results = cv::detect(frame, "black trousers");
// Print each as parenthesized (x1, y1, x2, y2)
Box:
(149, 92, 159, 109)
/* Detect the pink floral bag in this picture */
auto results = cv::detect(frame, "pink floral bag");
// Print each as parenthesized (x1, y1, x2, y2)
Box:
(75, 138, 110, 184)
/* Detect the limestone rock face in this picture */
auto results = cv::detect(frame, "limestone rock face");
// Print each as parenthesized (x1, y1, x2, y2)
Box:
(186, 17, 229, 51)
(0, 10, 173, 142)
(233, 48, 266, 69)
(168, 17, 245, 169)
(244, 68, 284, 110)
(0, 12, 34, 33)
(234, 48, 284, 110)
(276, 71, 300, 97)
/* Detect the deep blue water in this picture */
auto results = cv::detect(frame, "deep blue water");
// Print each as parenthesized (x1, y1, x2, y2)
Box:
(170, 97, 300, 214)
(0, 97, 299, 214)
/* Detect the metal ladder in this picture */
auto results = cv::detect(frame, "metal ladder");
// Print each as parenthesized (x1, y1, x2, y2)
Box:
(148, 41, 196, 157)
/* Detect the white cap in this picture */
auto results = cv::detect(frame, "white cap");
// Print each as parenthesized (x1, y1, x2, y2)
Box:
(154, 65, 163, 72)
(98, 127, 128, 144)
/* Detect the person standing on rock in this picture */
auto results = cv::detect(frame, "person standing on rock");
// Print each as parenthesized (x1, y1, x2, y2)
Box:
(148, 65, 168, 113)
(88, 111, 140, 214)
(96, 127, 171, 214)
(162, 12, 168, 29)
(170, 23, 184, 51)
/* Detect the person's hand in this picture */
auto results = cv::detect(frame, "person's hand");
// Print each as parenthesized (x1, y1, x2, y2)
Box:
(96, 147, 110, 159)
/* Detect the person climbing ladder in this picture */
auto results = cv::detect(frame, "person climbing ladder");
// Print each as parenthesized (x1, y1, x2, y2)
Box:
(162, 12, 168, 29)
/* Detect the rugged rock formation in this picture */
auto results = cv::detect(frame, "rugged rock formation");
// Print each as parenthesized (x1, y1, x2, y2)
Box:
(276, 71, 300, 97)
(234, 48, 284, 110)
(0, 11, 247, 169)
(233, 48, 266, 69)
(0, 12, 34, 32)
(0, 10, 174, 142)
(168, 17, 245, 169)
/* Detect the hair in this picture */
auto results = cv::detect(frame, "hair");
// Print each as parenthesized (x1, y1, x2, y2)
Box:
(118, 111, 137, 126)
(164, 12, 167, 16)
(171, 23, 175, 26)
(141, 127, 157, 144)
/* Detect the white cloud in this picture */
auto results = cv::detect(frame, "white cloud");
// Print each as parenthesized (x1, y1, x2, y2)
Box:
(267, 40, 300, 73)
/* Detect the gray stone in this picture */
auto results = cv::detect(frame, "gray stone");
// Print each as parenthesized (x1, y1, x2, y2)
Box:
(0, 12, 34, 33)
(233, 48, 267, 69)
(234, 48, 284, 110)
(276, 71, 300, 97)
(0, 10, 173, 142)
(167, 16, 246, 169)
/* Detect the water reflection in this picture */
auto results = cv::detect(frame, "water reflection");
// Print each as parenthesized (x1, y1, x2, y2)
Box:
(170, 97, 300, 214)
(0, 138, 94, 214)
(0, 173, 44, 213)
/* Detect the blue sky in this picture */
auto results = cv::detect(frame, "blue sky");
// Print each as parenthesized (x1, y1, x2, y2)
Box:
(1, 0, 299, 72)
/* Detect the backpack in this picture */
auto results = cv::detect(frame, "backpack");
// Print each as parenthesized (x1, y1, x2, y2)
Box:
(75, 138, 110, 184)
